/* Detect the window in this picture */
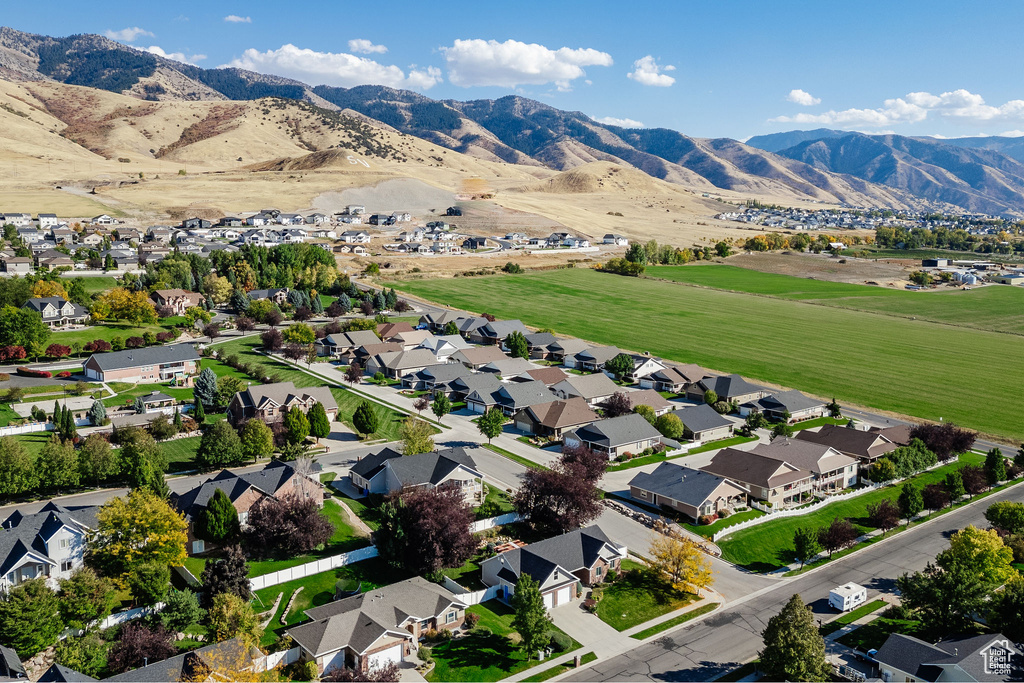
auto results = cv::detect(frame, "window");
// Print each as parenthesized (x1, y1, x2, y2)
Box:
(59, 538, 71, 549)
(595, 566, 602, 577)
(445, 611, 456, 624)
(61, 560, 73, 572)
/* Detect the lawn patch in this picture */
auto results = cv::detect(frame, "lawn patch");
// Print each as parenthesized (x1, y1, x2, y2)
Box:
(683, 509, 765, 539)
(836, 617, 925, 652)
(521, 652, 597, 682)
(606, 435, 757, 471)
(476, 483, 513, 519)
(595, 569, 697, 631)
(819, 599, 887, 636)
(630, 602, 719, 639)
(481, 443, 549, 470)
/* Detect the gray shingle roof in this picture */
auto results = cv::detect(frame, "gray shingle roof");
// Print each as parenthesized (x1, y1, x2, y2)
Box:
(23, 297, 88, 319)
(752, 438, 858, 476)
(0, 503, 97, 577)
(553, 373, 619, 401)
(702, 448, 810, 489)
(482, 526, 622, 587)
(671, 404, 732, 433)
(744, 389, 824, 414)
(172, 461, 311, 522)
(629, 463, 747, 508)
(574, 346, 620, 365)
(569, 413, 661, 448)
(492, 381, 557, 410)
(232, 381, 337, 413)
(874, 633, 1022, 682)
(409, 363, 474, 385)
(479, 319, 528, 340)
(37, 663, 95, 682)
(451, 346, 508, 366)
(86, 344, 199, 372)
(0, 644, 25, 680)
(696, 374, 770, 399)
(796, 424, 897, 460)
(350, 447, 480, 488)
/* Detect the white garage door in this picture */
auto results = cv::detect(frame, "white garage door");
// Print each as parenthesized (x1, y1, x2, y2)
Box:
(543, 591, 553, 609)
(367, 643, 403, 671)
(324, 650, 347, 675)
(555, 586, 571, 606)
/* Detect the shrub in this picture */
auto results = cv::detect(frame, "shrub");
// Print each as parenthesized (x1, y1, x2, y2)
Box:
(16, 367, 52, 378)
(463, 611, 480, 629)
(718, 509, 731, 518)
(126, 337, 144, 348)
(697, 514, 719, 525)
(57, 371, 72, 378)
(0, 373, 9, 381)
(549, 630, 573, 652)
(418, 647, 433, 664)
(604, 569, 618, 583)
(468, 626, 492, 638)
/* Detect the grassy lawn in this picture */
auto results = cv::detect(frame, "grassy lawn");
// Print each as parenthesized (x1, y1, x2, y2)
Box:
(836, 617, 925, 652)
(606, 435, 757, 472)
(820, 599, 888, 636)
(683, 509, 765, 539)
(388, 268, 1024, 441)
(67, 276, 118, 295)
(482, 443, 549, 470)
(791, 416, 849, 431)
(161, 435, 201, 473)
(102, 382, 195, 408)
(630, 602, 719, 640)
(336, 494, 382, 530)
(212, 337, 324, 388)
(522, 652, 597, 682)
(329, 387, 408, 443)
(441, 554, 485, 590)
(476, 483, 514, 519)
(199, 356, 250, 382)
(426, 600, 579, 683)
(49, 320, 184, 347)
(11, 432, 58, 458)
(595, 569, 697, 632)
(718, 452, 985, 572)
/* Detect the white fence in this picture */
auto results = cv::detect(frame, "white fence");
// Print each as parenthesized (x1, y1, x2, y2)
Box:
(442, 577, 501, 606)
(0, 421, 50, 437)
(249, 545, 379, 591)
(469, 512, 521, 533)
(260, 647, 301, 671)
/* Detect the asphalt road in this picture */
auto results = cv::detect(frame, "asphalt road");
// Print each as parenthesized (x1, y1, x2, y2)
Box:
(564, 482, 1024, 682)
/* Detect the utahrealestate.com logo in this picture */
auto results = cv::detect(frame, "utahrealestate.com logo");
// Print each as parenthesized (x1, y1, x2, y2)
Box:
(981, 639, 1014, 676)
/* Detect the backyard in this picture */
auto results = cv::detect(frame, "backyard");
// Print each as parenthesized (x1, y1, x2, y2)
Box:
(388, 268, 1024, 441)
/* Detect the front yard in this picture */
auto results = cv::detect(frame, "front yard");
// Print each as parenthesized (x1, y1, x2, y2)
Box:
(594, 567, 698, 631)
(426, 600, 580, 683)
(605, 435, 757, 472)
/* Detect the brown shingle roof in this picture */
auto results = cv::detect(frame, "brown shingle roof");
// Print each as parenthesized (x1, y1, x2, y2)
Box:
(702, 448, 811, 489)
(518, 367, 568, 386)
(796, 424, 897, 461)
(521, 397, 598, 430)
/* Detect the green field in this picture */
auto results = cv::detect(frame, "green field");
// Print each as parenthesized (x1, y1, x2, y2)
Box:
(389, 269, 1022, 440)
(648, 265, 1024, 334)
(50, 319, 186, 347)
(66, 276, 118, 295)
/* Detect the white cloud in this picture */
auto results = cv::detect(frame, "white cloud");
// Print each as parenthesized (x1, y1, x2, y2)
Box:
(224, 44, 441, 90)
(104, 27, 154, 42)
(627, 55, 675, 87)
(771, 89, 1024, 128)
(787, 89, 821, 106)
(142, 46, 206, 66)
(441, 39, 612, 90)
(348, 39, 387, 55)
(594, 116, 645, 128)
(999, 130, 1024, 137)
(224, 15, 252, 23)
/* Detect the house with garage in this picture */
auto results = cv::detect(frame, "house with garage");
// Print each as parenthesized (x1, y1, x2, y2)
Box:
(478, 357, 535, 380)
(480, 526, 626, 609)
(454, 316, 489, 339)
(469, 319, 529, 346)
(364, 348, 439, 379)
(340, 230, 372, 243)
(83, 344, 199, 383)
(466, 380, 556, 417)
(551, 373, 620, 407)
(247, 287, 290, 305)
(2, 256, 33, 274)
(796, 424, 898, 467)
(353, 341, 404, 367)
(628, 463, 748, 520)
(0, 503, 97, 592)
(418, 310, 464, 333)
(22, 297, 88, 328)
(400, 363, 474, 393)
(288, 577, 468, 676)
(151, 288, 204, 315)
(172, 460, 322, 555)
(450, 345, 508, 370)
(314, 329, 381, 360)
(416, 334, 469, 362)
(868, 423, 913, 447)
(227, 381, 338, 426)
(643, 363, 704, 394)
(686, 374, 773, 405)
(568, 345, 621, 372)
(523, 332, 558, 359)
(671, 404, 734, 442)
(619, 354, 667, 383)
(739, 390, 827, 423)
(448, 372, 504, 404)
(513, 366, 568, 387)
(701, 448, 814, 508)
(753, 438, 859, 492)
(347, 446, 484, 504)
(547, 338, 591, 365)
(603, 234, 629, 246)
(874, 633, 1022, 683)
(387, 329, 433, 350)
(621, 389, 675, 416)
(513, 397, 597, 438)
(376, 321, 415, 340)
(563, 413, 662, 458)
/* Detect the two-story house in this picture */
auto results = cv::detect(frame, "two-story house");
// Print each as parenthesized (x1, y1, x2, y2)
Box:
(151, 289, 205, 316)
(0, 503, 97, 592)
(22, 297, 88, 328)
(348, 446, 484, 505)
(227, 381, 338, 426)
(83, 344, 200, 384)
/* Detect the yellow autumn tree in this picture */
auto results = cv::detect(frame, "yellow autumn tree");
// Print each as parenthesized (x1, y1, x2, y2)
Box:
(31, 279, 69, 299)
(648, 535, 714, 596)
(202, 274, 232, 304)
(95, 288, 157, 324)
(88, 489, 188, 585)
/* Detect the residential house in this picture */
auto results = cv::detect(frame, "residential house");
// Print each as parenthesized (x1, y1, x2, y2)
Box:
(50, 228, 75, 245)
(563, 413, 662, 458)
(392, 212, 411, 222)
(513, 397, 597, 438)
(16, 227, 42, 243)
(305, 213, 329, 225)
(218, 216, 243, 227)
(37, 662, 92, 681)
(314, 330, 381, 360)
(227, 381, 338, 426)
(478, 357, 536, 380)
(387, 329, 432, 349)
(79, 232, 103, 247)
(796, 424, 898, 466)
(480, 526, 626, 609)
(367, 214, 392, 226)
(312, 228, 337, 239)
(37, 213, 60, 229)
(466, 380, 556, 416)
(628, 463, 747, 520)
(523, 332, 558, 359)
(869, 423, 913, 446)
(340, 230, 372, 243)
(448, 373, 503, 403)
(0, 503, 97, 592)
(365, 349, 439, 379)
(352, 342, 403, 367)
(603, 234, 628, 246)
(701, 448, 813, 508)
(92, 214, 117, 225)
(469, 319, 529, 346)
(151, 288, 204, 315)
(400, 363, 474, 393)
(1, 257, 32, 274)
(453, 316, 489, 339)
(622, 389, 675, 416)
(247, 287, 289, 305)
(462, 237, 488, 250)
(104, 638, 260, 682)
(376, 321, 415, 340)
(739, 389, 827, 422)
(346, 205, 366, 216)
(22, 297, 89, 329)
(513, 366, 568, 387)
(398, 228, 425, 242)
(172, 461, 323, 554)
(874, 633, 1022, 683)
(83, 344, 199, 383)
(288, 577, 467, 676)
(618, 354, 666, 382)
(450, 345, 508, 370)
(348, 446, 484, 504)
(351, 245, 369, 256)
(671, 404, 734, 442)
(551, 373, 620, 407)
(562, 236, 590, 248)
(568, 345, 620, 372)
(277, 213, 303, 226)
(505, 231, 525, 241)
(418, 310, 464, 333)
(753, 438, 859, 492)
(34, 250, 73, 270)
(416, 334, 470, 362)
(686, 374, 773, 404)
(137, 391, 176, 413)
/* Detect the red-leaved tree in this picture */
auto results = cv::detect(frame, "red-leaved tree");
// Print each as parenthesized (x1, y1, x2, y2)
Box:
(260, 328, 283, 351)
(514, 451, 602, 535)
(377, 485, 475, 575)
(244, 492, 332, 558)
(107, 622, 176, 674)
(45, 344, 71, 360)
(909, 423, 976, 461)
(817, 517, 858, 558)
(922, 483, 951, 513)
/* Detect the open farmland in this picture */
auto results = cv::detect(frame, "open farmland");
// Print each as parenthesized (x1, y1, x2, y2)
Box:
(647, 264, 1024, 334)
(389, 268, 1023, 441)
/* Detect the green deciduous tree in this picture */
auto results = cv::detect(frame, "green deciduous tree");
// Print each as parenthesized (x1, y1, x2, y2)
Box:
(352, 401, 379, 437)
(988, 577, 1024, 644)
(430, 394, 451, 424)
(240, 419, 274, 462)
(0, 578, 63, 659)
(758, 594, 831, 682)
(282, 323, 315, 345)
(88, 489, 187, 584)
(57, 567, 117, 632)
(196, 420, 244, 470)
(161, 589, 205, 634)
(654, 413, 684, 439)
(52, 633, 107, 679)
(207, 593, 263, 648)
(400, 416, 435, 455)
(868, 457, 897, 483)
(898, 483, 924, 526)
(985, 501, 1024, 535)
(196, 488, 241, 544)
(633, 404, 656, 425)
(985, 447, 1007, 486)
(117, 427, 166, 493)
(510, 573, 552, 661)
(127, 561, 170, 607)
(897, 561, 990, 633)
(37, 433, 80, 493)
(604, 353, 633, 381)
(477, 407, 507, 444)
(938, 525, 1015, 586)
(505, 331, 528, 359)
(945, 470, 966, 501)
(793, 527, 821, 569)
(307, 402, 331, 444)
(703, 389, 718, 406)
(0, 435, 35, 498)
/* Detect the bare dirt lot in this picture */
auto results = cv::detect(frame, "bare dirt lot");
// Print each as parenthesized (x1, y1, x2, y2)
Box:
(728, 251, 913, 287)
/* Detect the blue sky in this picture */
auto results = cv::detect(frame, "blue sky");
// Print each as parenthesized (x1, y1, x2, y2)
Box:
(7, 1, 1024, 140)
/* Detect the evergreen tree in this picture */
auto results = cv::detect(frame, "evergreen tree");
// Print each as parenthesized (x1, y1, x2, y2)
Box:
(193, 398, 205, 423)
(352, 401, 379, 437)
(307, 402, 330, 443)
(505, 331, 529, 359)
(311, 293, 324, 314)
(161, 589, 205, 634)
(199, 545, 250, 608)
(985, 447, 1007, 486)
(759, 594, 831, 682)
(373, 291, 386, 311)
(195, 488, 240, 544)
(87, 399, 107, 426)
(283, 405, 311, 445)
(173, 408, 183, 431)
(53, 401, 62, 428)
(57, 568, 117, 632)
(510, 574, 552, 661)
(443, 320, 459, 336)
(385, 288, 398, 310)
(193, 367, 219, 408)
(338, 293, 352, 312)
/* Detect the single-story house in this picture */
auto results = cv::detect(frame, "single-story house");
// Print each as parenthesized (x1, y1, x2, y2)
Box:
(513, 366, 568, 387)
(869, 423, 913, 446)
(547, 338, 591, 365)
(450, 345, 508, 370)
(288, 577, 467, 676)
(466, 380, 556, 416)
(172, 461, 322, 555)
(551, 373, 620, 407)
(701, 448, 813, 508)
(448, 373, 503, 403)
(388, 329, 434, 350)
(671, 404, 734, 442)
(0, 503, 97, 591)
(478, 357, 535, 380)
(347, 446, 484, 504)
(1, 256, 33, 274)
(563, 413, 662, 458)
(480, 526, 626, 609)
(417, 334, 470, 361)
(23, 297, 89, 328)
(568, 346, 621, 372)
(227, 381, 338, 426)
(523, 332, 558, 360)
(469, 319, 529, 346)
(315, 329, 382, 359)
(686, 374, 773, 405)
(364, 349, 439, 379)
(353, 342, 404, 366)
(739, 390, 827, 423)
(400, 363, 474, 393)
(513, 397, 597, 438)
(418, 310, 464, 333)
(638, 363, 708, 393)
(621, 389, 675, 416)
(83, 344, 199, 383)
(628, 462, 748, 520)
(603, 234, 628, 246)
(376, 321, 415, 340)
(753, 438, 859, 492)
(796, 424, 897, 465)
(455, 316, 489, 339)
(874, 633, 1022, 683)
